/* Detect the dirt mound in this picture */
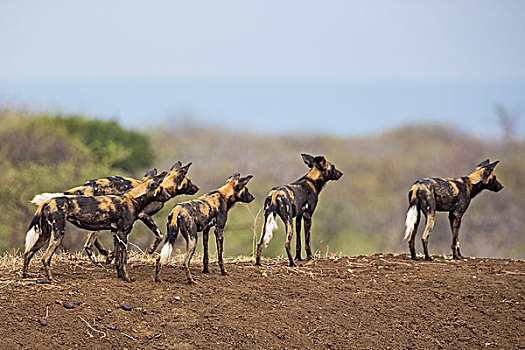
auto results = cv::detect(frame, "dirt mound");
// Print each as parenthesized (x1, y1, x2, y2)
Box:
(0, 253, 523, 349)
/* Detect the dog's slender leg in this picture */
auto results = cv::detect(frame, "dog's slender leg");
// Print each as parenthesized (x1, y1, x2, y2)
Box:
(456, 245, 466, 259)
(214, 226, 228, 276)
(408, 210, 421, 260)
(154, 256, 163, 282)
(449, 212, 464, 259)
(41, 224, 65, 281)
(295, 214, 303, 261)
(84, 231, 101, 264)
(284, 215, 296, 267)
(255, 214, 267, 266)
(22, 231, 48, 278)
(215, 226, 228, 276)
(183, 232, 198, 284)
(202, 226, 210, 273)
(93, 237, 110, 257)
(94, 238, 114, 264)
(421, 211, 436, 261)
(139, 213, 163, 254)
(114, 230, 134, 282)
(303, 213, 314, 260)
(113, 232, 122, 278)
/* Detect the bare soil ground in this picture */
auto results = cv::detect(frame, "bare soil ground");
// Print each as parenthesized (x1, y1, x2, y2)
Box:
(0, 252, 523, 349)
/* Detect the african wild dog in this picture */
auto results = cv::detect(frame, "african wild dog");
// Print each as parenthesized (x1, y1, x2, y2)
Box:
(155, 173, 254, 284)
(403, 159, 503, 261)
(31, 162, 198, 263)
(23, 172, 169, 282)
(255, 154, 343, 267)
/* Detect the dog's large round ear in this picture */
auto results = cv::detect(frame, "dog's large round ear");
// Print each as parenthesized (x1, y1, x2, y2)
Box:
(313, 156, 327, 169)
(240, 175, 253, 186)
(302, 154, 315, 168)
(147, 171, 167, 190)
(155, 171, 168, 182)
(170, 161, 182, 171)
(143, 168, 157, 180)
(487, 160, 500, 172)
(227, 172, 241, 183)
(181, 162, 192, 174)
(234, 175, 253, 191)
(476, 159, 490, 169)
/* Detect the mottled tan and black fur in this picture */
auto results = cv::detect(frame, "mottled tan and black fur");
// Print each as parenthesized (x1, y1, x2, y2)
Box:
(255, 154, 343, 267)
(23, 173, 169, 282)
(404, 159, 503, 261)
(155, 174, 254, 284)
(32, 162, 198, 263)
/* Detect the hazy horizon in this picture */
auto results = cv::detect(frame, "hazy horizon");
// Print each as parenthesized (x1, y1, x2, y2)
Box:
(1, 78, 524, 137)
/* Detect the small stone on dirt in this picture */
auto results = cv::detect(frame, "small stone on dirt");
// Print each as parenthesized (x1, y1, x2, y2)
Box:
(36, 279, 51, 284)
(38, 319, 47, 326)
(134, 307, 147, 314)
(122, 302, 132, 311)
(106, 325, 118, 330)
(63, 303, 74, 309)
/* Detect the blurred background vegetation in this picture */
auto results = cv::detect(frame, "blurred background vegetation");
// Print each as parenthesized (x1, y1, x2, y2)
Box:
(1, 108, 523, 260)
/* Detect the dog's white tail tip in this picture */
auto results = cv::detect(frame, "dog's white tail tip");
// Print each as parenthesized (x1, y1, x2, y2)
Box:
(24, 226, 39, 253)
(263, 213, 278, 248)
(30, 192, 63, 205)
(159, 243, 173, 265)
(403, 205, 418, 240)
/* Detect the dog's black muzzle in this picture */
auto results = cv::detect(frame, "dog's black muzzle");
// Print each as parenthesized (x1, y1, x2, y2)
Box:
(187, 183, 199, 195)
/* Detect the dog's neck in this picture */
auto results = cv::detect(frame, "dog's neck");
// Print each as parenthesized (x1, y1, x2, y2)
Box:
(217, 183, 237, 209)
(124, 181, 155, 212)
(303, 167, 326, 194)
(160, 171, 184, 198)
(130, 193, 155, 213)
(463, 176, 485, 199)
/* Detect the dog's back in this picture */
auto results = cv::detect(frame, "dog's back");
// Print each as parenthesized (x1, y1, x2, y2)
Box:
(168, 193, 223, 232)
(67, 176, 140, 196)
(409, 177, 468, 211)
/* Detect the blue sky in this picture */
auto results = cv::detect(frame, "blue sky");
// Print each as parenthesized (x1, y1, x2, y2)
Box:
(1, 1, 524, 135)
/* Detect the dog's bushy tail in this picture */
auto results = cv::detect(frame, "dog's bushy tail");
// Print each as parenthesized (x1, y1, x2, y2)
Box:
(262, 193, 280, 248)
(30, 192, 63, 205)
(25, 203, 45, 253)
(263, 212, 278, 248)
(159, 213, 179, 265)
(403, 187, 420, 240)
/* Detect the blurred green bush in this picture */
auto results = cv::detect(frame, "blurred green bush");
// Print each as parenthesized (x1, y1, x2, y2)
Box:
(0, 109, 154, 251)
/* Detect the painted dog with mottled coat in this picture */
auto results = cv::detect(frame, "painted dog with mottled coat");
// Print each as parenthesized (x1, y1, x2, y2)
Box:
(31, 162, 198, 262)
(23, 172, 169, 282)
(155, 173, 254, 284)
(255, 154, 343, 267)
(403, 159, 503, 261)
